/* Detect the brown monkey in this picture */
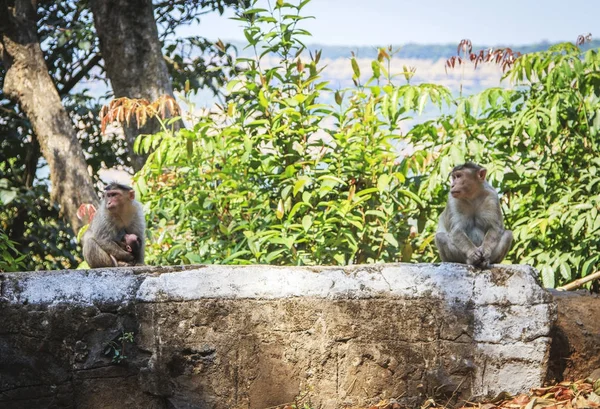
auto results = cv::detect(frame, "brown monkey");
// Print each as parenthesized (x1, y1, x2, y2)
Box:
(82, 183, 145, 268)
(435, 162, 512, 268)
(110, 233, 142, 267)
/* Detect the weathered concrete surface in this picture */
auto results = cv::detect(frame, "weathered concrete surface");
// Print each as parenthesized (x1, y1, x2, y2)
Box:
(546, 290, 600, 383)
(0, 263, 554, 409)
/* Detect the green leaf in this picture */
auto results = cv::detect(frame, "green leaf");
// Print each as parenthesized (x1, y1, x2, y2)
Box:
(351, 57, 360, 79)
(572, 218, 586, 238)
(276, 199, 284, 220)
(377, 174, 391, 192)
(0, 189, 17, 205)
(258, 88, 269, 108)
(317, 175, 345, 185)
(293, 177, 309, 196)
(302, 215, 312, 232)
(371, 61, 380, 79)
(581, 257, 596, 277)
(540, 265, 555, 288)
(383, 233, 398, 247)
(265, 249, 286, 263)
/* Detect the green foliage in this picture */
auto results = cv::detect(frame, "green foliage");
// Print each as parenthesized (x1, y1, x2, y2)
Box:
(0, 179, 26, 272)
(3, 0, 595, 289)
(104, 331, 135, 364)
(139, 0, 600, 288)
(0, 0, 252, 271)
(137, 0, 450, 266)
(0, 161, 81, 271)
(0, 230, 26, 273)
(407, 43, 600, 288)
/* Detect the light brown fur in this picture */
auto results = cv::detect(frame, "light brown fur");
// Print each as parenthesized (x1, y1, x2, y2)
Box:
(82, 183, 145, 268)
(435, 163, 512, 268)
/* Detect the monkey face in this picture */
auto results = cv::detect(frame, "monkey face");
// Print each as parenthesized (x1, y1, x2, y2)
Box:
(105, 189, 126, 211)
(104, 188, 135, 212)
(450, 168, 485, 199)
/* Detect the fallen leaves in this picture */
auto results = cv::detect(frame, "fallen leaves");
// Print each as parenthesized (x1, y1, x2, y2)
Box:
(358, 378, 600, 409)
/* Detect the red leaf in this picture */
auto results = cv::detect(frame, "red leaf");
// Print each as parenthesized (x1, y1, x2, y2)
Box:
(77, 203, 97, 223)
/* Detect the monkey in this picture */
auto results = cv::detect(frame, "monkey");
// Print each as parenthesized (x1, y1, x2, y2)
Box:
(82, 182, 145, 268)
(110, 233, 142, 267)
(435, 162, 512, 268)
(120, 233, 141, 256)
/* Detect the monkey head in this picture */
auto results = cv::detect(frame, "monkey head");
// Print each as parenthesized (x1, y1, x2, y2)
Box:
(103, 182, 135, 212)
(449, 162, 487, 200)
(122, 233, 141, 254)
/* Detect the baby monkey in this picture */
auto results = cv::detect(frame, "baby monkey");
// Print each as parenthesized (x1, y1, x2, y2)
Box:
(435, 162, 512, 268)
(111, 233, 142, 267)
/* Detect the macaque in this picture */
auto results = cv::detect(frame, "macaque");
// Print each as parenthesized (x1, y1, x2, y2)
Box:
(120, 233, 141, 256)
(435, 162, 512, 268)
(110, 233, 142, 267)
(82, 183, 145, 268)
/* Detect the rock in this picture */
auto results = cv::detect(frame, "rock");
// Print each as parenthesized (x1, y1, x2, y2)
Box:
(0, 263, 555, 409)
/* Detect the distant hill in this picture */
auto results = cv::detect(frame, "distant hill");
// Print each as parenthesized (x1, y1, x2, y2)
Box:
(231, 39, 600, 60)
(189, 39, 600, 110)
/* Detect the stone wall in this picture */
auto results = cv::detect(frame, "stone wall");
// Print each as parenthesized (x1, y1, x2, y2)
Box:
(0, 264, 555, 409)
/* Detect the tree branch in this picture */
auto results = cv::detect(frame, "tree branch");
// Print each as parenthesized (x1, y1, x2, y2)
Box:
(59, 53, 102, 96)
(557, 270, 600, 291)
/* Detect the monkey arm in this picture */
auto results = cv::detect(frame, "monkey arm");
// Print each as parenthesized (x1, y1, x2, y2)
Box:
(96, 238, 135, 261)
(447, 223, 478, 253)
(481, 229, 502, 254)
(449, 229, 476, 248)
(108, 241, 136, 261)
(438, 208, 479, 262)
(83, 235, 131, 268)
(480, 198, 505, 256)
(451, 229, 484, 264)
(475, 196, 508, 267)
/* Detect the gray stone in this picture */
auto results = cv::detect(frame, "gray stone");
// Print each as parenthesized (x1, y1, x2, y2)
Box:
(0, 263, 554, 409)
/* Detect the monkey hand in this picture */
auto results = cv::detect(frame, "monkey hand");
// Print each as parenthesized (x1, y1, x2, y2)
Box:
(111, 251, 135, 264)
(469, 247, 492, 269)
(477, 259, 491, 269)
(479, 247, 492, 269)
(466, 248, 485, 267)
(110, 254, 134, 267)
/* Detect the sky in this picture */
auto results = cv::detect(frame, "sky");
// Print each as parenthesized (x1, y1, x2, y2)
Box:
(182, 0, 598, 47)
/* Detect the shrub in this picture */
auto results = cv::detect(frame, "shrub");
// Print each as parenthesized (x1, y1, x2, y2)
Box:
(136, 0, 449, 266)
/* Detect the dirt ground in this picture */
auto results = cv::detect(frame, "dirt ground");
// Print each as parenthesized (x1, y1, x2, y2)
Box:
(546, 290, 600, 383)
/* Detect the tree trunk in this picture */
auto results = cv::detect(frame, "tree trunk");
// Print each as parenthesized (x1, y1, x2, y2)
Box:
(0, 0, 99, 232)
(89, 0, 175, 172)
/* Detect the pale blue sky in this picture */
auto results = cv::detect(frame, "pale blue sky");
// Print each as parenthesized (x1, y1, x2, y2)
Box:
(182, 0, 598, 46)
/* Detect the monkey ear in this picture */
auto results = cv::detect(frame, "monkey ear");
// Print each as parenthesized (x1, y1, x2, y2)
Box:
(478, 168, 487, 181)
(129, 190, 135, 200)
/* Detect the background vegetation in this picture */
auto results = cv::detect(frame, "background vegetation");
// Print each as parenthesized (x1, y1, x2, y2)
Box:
(2, 0, 599, 290)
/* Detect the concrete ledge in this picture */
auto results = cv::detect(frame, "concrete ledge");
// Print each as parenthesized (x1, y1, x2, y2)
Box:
(0, 263, 554, 409)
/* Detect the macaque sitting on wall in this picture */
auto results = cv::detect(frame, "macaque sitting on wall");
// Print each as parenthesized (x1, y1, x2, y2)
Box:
(435, 162, 512, 268)
(82, 183, 145, 268)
